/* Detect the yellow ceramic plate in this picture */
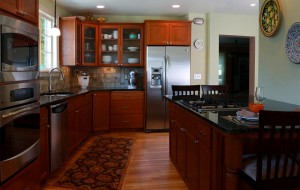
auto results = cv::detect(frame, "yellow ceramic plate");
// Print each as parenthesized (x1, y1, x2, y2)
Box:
(260, 0, 280, 37)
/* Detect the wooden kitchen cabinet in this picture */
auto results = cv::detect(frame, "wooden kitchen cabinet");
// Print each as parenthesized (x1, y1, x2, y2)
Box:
(39, 106, 49, 182)
(0, 159, 40, 190)
(67, 93, 92, 155)
(60, 17, 82, 66)
(0, 0, 38, 25)
(169, 102, 177, 164)
(110, 91, 144, 129)
(168, 101, 212, 190)
(82, 22, 98, 66)
(145, 20, 191, 45)
(99, 24, 144, 67)
(93, 91, 110, 131)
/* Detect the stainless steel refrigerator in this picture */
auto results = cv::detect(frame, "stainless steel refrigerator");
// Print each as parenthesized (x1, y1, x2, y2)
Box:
(145, 46, 190, 131)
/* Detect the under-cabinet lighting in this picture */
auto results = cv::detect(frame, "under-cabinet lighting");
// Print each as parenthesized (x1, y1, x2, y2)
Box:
(250, 4, 256, 7)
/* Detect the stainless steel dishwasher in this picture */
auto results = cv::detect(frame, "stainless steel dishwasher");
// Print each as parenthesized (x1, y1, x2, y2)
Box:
(50, 101, 68, 172)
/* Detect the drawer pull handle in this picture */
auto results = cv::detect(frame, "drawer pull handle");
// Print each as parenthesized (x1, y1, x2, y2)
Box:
(122, 106, 130, 109)
(122, 121, 129, 123)
(194, 140, 199, 144)
(180, 128, 186, 132)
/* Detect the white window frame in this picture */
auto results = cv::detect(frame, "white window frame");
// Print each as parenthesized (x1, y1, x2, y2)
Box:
(39, 9, 59, 72)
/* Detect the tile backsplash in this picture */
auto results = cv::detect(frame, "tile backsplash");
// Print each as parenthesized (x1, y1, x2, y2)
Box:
(39, 66, 144, 93)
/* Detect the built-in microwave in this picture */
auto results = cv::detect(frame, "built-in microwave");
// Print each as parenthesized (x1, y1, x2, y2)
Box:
(0, 15, 39, 82)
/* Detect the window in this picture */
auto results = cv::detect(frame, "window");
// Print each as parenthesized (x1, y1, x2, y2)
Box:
(39, 11, 58, 71)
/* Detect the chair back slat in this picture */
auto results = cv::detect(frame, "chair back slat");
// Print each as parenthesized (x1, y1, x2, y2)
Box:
(201, 85, 228, 95)
(171, 85, 200, 97)
(256, 110, 300, 185)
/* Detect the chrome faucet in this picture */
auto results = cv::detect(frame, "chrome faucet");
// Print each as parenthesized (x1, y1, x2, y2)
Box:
(48, 67, 65, 93)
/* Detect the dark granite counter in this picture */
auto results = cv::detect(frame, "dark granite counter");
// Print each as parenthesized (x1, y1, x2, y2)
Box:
(165, 95, 300, 134)
(40, 87, 144, 107)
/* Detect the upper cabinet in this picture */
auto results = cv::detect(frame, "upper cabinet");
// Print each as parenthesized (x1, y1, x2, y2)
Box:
(100, 23, 143, 67)
(144, 20, 191, 45)
(82, 23, 98, 66)
(0, 0, 38, 25)
(60, 17, 82, 66)
(59, 19, 144, 67)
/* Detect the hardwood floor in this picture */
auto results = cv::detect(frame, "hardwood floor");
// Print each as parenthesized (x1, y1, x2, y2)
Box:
(41, 132, 188, 190)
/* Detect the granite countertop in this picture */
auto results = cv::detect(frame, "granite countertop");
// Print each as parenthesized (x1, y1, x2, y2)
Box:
(165, 95, 300, 134)
(40, 87, 145, 107)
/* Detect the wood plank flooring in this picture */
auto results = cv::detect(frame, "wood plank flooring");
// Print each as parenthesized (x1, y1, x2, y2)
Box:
(41, 132, 188, 190)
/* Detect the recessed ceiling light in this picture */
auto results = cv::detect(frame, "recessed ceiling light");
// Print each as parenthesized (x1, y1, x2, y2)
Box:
(250, 4, 256, 7)
(96, 5, 105, 9)
(172, 4, 181, 8)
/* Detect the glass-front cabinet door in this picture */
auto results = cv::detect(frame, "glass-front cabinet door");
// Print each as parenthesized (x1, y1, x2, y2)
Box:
(82, 23, 98, 66)
(122, 25, 143, 66)
(99, 25, 120, 66)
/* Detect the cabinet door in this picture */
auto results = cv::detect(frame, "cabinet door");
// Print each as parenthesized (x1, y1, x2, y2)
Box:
(176, 126, 186, 179)
(60, 17, 82, 66)
(93, 92, 110, 131)
(169, 22, 191, 45)
(39, 107, 49, 182)
(1, 160, 40, 190)
(19, 0, 38, 24)
(145, 22, 169, 45)
(198, 142, 211, 190)
(82, 23, 98, 66)
(185, 132, 198, 190)
(121, 25, 143, 66)
(77, 103, 92, 144)
(99, 25, 120, 66)
(0, 0, 18, 15)
(0, 0, 38, 25)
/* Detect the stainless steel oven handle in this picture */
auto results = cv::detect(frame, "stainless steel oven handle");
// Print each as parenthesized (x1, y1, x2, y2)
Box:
(2, 106, 36, 118)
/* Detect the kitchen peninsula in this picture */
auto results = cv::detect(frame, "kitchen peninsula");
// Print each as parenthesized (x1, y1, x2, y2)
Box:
(165, 95, 299, 190)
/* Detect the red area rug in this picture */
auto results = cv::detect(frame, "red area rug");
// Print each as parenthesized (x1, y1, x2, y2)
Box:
(55, 136, 134, 190)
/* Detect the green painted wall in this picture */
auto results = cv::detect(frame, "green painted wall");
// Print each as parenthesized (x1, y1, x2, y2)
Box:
(258, 0, 300, 105)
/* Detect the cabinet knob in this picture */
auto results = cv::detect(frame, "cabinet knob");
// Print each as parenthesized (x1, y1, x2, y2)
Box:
(194, 140, 199, 144)
(169, 42, 172, 45)
(180, 127, 186, 132)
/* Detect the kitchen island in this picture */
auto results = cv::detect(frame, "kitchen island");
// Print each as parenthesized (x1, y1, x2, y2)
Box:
(165, 95, 299, 190)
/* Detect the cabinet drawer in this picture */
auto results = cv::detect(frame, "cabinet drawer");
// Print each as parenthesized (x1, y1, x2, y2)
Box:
(111, 99, 144, 114)
(197, 119, 212, 148)
(110, 114, 144, 129)
(111, 91, 144, 100)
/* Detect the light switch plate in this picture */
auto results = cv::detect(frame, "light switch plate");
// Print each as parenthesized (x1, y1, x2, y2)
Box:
(194, 74, 201, 80)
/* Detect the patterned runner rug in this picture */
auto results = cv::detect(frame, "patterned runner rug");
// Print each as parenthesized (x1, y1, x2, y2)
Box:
(55, 136, 134, 190)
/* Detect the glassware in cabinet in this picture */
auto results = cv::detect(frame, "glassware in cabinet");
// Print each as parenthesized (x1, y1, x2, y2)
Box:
(122, 27, 143, 66)
(82, 24, 98, 65)
(100, 26, 119, 65)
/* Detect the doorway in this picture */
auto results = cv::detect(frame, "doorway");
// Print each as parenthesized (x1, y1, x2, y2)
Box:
(219, 36, 254, 95)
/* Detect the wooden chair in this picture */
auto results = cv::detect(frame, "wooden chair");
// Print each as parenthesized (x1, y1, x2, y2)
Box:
(239, 110, 300, 190)
(171, 85, 200, 97)
(201, 85, 228, 95)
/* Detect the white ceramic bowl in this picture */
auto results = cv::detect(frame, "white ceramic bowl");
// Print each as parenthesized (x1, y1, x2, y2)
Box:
(128, 58, 139, 63)
(102, 55, 112, 63)
(127, 47, 139, 51)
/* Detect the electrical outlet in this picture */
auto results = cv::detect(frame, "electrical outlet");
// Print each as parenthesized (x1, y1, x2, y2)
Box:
(194, 74, 201, 80)
(124, 74, 128, 80)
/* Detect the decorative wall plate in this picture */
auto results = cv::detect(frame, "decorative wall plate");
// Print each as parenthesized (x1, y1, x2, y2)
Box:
(260, 0, 280, 37)
(194, 39, 204, 49)
(285, 22, 300, 64)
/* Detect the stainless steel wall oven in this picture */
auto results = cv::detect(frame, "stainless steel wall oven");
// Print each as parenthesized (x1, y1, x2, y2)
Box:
(0, 15, 39, 82)
(0, 15, 40, 184)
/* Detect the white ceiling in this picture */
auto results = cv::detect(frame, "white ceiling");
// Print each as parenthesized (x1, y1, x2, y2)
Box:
(56, 0, 259, 17)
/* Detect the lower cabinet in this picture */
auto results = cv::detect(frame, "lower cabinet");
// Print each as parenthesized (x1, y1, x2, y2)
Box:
(39, 106, 49, 182)
(110, 91, 144, 129)
(169, 101, 212, 190)
(93, 91, 110, 131)
(0, 160, 40, 190)
(67, 93, 92, 155)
